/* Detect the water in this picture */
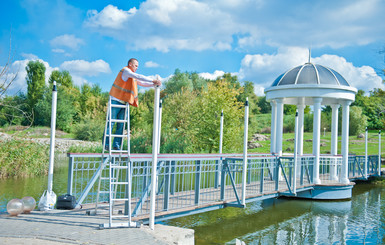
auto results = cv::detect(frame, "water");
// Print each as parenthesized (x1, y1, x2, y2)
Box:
(0, 157, 69, 212)
(1, 158, 384, 244)
(164, 183, 385, 244)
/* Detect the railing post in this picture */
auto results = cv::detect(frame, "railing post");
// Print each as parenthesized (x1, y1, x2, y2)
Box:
(195, 160, 201, 205)
(379, 130, 382, 176)
(67, 155, 74, 195)
(214, 160, 220, 189)
(220, 160, 227, 200)
(242, 98, 249, 206)
(163, 161, 170, 211)
(275, 157, 280, 191)
(260, 159, 264, 194)
(170, 161, 176, 195)
(365, 127, 368, 179)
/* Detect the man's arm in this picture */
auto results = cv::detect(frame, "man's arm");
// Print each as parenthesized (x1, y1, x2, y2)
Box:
(122, 67, 160, 87)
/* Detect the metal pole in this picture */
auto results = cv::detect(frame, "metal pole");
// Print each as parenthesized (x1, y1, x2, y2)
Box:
(379, 130, 382, 176)
(219, 110, 224, 154)
(149, 86, 160, 230)
(242, 98, 249, 206)
(158, 100, 162, 154)
(365, 127, 368, 179)
(293, 111, 298, 194)
(47, 81, 57, 194)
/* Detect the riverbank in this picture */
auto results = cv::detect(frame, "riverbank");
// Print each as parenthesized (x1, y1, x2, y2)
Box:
(0, 131, 99, 154)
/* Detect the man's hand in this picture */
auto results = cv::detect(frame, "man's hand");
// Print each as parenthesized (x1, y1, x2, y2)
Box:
(152, 79, 162, 86)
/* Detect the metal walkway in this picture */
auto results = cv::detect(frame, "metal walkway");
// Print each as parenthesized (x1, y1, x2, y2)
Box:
(67, 153, 381, 224)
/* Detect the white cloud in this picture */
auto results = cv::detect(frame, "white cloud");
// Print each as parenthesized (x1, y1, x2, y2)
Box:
(50, 34, 85, 50)
(199, 70, 225, 80)
(144, 61, 160, 68)
(238, 47, 385, 96)
(84, 0, 385, 52)
(85, 5, 136, 29)
(4, 58, 58, 95)
(60, 59, 111, 77)
(52, 49, 65, 53)
(4, 58, 113, 95)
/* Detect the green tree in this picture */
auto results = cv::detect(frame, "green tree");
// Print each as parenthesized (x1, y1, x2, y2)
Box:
(26, 60, 46, 111)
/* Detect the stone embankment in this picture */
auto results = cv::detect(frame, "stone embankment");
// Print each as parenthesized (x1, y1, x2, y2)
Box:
(0, 132, 99, 153)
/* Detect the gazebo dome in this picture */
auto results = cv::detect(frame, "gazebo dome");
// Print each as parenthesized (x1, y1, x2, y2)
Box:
(265, 62, 357, 105)
(272, 63, 350, 87)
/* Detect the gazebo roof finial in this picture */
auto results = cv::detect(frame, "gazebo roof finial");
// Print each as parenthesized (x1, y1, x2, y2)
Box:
(308, 47, 311, 64)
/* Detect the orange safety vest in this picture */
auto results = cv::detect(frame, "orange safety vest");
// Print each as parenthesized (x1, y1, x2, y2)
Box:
(109, 67, 139, 107)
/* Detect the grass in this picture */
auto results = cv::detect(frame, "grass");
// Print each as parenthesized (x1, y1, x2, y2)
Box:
(249, 131, 385, 156)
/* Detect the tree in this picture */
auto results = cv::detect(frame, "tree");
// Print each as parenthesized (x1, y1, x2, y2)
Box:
(26, 60, 46, 111)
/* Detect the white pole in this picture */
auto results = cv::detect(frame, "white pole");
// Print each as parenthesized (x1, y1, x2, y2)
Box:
(149, 86, 160, 230)
(242, 98, 249, 206)
(378, 130, 382, 176)
(365, 127, 368, 179)
(219, 110, 224, 154)
(158, 99, 162, 154)
(47, 81, 57, 194)
(293, 110, 298, 194)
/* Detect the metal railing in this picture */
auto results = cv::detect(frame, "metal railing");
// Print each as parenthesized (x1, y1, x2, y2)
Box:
(67, 153, 380, 221)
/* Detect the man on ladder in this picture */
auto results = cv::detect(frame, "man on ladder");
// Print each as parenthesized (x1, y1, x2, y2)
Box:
(106, 58, 162, 150)
(99, 58, 161, 229)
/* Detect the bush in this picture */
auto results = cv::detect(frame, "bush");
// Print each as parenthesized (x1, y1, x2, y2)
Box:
(73, 119, 104, 141)
(0, 139, 49, 178)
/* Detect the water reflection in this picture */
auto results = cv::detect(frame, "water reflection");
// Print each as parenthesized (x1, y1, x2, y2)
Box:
(0, 157, 68, 212)
(164, 184, 385, 244)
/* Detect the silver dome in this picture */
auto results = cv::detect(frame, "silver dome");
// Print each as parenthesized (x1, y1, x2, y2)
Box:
(272, 63, 350, 87)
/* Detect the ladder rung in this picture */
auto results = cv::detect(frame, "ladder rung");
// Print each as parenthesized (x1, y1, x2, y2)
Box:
(110, 215, 130, 218)
(110, 104, 127, 108)
(110, 165, 129, 169)
(110, 149, 127, 152)
(111, 198, 129, 201)
(99, 191, 109, 194)
(110, 134, 128, 137)
(110, 119, 127, 123)
(111, 182, 129, 185)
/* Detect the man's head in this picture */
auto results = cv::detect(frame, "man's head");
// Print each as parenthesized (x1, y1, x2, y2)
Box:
(128, 58, 139, 72)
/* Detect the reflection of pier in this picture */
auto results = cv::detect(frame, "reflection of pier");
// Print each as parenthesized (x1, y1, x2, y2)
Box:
(67, 152, 380, 224)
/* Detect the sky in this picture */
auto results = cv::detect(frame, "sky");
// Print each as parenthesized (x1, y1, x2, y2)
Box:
(1, 0, 385, 96)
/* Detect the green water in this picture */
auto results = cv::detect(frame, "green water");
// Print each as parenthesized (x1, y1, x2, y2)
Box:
(1, 158, 384, 244)
(164, 183, 385, 244)
(0, 157, 69, 212)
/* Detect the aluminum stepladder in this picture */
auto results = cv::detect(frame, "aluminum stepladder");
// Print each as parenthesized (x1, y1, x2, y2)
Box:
(97, 97, 138, 229)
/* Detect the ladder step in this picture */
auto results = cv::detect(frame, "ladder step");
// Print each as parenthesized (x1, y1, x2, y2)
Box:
(110, 165, 130, 169)
(110, 104, 127, 108)
(111, 182, 129, 185)
(110, 134, 128, 137)
(99, 191, 109, 194)
(111, 198, 129, 201)
(110, 119, 127, 123)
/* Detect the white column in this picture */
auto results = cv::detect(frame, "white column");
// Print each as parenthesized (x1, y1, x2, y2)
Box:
(330, 104, 340, 181)
(297, 102, 305, 155)
(378, 130, 382, 176)
(313, 97, 322, 184)
(149, 86, 161, 230)
(270, 100, 277, 154)
(275, 99, 284, 156)
(242, 98, 249, 205)
(365, 127, 368, 179)
(340, 100, 351, 184)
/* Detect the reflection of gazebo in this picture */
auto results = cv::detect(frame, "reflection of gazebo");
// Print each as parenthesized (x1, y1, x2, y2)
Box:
(265, 62, 357, 184)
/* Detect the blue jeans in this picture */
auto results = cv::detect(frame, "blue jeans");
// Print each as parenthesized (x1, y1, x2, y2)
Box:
(104, 100, 126, 150)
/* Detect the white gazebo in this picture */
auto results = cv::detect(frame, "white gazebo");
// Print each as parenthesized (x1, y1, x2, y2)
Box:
(265, 61, 357, 184)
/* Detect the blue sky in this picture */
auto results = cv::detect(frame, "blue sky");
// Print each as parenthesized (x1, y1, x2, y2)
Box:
(1, 0, 385, 96)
